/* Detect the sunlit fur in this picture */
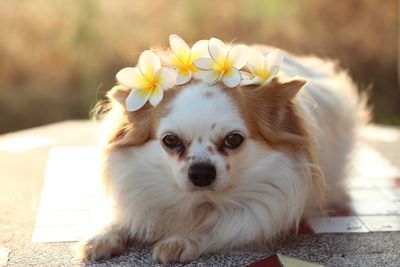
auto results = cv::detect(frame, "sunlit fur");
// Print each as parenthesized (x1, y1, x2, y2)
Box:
(78, 46, 368, 263)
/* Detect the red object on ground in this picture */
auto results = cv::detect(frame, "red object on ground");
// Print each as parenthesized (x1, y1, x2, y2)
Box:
(247, 254, 281, 267)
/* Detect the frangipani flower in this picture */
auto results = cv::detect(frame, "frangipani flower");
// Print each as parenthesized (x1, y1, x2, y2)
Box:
(116, 50, 176, 111)
(165, 34, 209, 85)
(193, 38, 249, 88)
(241, 49, 283, 86)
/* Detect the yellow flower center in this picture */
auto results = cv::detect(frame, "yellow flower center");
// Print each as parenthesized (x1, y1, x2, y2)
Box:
(172, 53, 197, 75)
(215, 60, 232, 75)
(145, 75, 160, 92)
(254, 67, 270, 81)
(260, 71, 271, 81)
(180, 63, 195, 74)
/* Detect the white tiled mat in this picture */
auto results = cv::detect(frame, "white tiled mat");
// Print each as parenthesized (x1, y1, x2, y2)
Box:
(358, 216, 400, 232)
(308, 216, 369, 233)
(0, 136, 53, 153)
(32, 147, 111, 242)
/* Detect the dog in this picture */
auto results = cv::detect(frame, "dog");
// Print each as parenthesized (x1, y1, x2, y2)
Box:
(77, 37, 368, 263)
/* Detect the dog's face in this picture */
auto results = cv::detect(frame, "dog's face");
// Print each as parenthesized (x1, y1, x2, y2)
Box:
(157, 83, 249, 191)
(106, 78, 313, 195)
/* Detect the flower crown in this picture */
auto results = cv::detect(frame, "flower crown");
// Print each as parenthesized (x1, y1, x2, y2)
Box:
(116, 34, 283, 111)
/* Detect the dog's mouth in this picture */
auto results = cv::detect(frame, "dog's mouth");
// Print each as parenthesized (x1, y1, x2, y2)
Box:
(187, 185, 216, 192)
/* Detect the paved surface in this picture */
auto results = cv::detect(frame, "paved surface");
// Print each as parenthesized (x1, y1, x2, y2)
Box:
(0, 121, 399, 267)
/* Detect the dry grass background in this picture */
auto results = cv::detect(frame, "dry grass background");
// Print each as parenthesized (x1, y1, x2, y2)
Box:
(0, 0, 398, 134)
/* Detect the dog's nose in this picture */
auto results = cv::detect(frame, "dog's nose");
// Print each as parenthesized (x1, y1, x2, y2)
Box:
(188, 163, 216, 187)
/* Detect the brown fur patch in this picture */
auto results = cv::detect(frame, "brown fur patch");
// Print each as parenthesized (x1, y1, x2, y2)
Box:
(207, 146, 214, 154)
(225, 164, 231, 171)
(203, 91, 214, 98)
(100, 85, 176, 148)
(100, 79, 202, 149)
(186, 155, 196, 161)
(97, 83, 189, 190)
(96, 79, 200, 150)
(226, 78, 326, 213)
(216, 146, 228, 156)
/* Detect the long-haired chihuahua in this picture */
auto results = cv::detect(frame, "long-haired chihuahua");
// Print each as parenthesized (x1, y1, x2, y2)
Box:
(77, 35, 368, 263)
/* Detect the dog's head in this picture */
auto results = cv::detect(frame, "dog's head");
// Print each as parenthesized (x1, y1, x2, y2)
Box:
(102, 77, 324, 197)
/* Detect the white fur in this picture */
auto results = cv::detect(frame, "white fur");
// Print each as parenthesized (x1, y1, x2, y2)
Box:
(78, 47, 363, 263)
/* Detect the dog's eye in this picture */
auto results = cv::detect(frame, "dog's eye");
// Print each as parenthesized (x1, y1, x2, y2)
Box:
(162, 134, 182, 149)
(224, 132, 244, 149)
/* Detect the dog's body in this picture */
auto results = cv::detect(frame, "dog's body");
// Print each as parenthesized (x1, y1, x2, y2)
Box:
(78, 45, 366, 263)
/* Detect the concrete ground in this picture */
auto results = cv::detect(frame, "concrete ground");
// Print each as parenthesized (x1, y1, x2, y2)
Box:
(0, 121, 399, 267)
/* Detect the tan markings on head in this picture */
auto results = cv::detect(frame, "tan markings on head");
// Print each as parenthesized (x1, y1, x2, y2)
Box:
(225, 163, 231, 171)
(101, 84, 185, 148)
(225, 78, 326, 213)
(204, 91, 214, 98)
(186, 155, 197, 161)
(216, 146, 228, 156)
(95, 69, 192, 192)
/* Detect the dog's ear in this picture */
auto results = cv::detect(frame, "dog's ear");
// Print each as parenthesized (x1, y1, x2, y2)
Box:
(107, 85, 131, 107)
(264, 78, 307, 100)
(238, 78, 308, 146)
(105, 86, 153, 147)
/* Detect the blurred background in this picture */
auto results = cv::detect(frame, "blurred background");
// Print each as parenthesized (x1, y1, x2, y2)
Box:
(0, 0, 398, 134)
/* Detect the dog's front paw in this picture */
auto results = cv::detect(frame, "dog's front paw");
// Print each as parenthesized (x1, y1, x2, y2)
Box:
(76, 226, 128, 262)
(152, 235, 202, 263)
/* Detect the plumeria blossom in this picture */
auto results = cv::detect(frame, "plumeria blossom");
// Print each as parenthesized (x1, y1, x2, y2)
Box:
(116, 50, 176, 111)
(164, 34, 209, 85)
(193, 38, 249, 88)
(114, 35, 284, 112)
(241, 49, 283, 86)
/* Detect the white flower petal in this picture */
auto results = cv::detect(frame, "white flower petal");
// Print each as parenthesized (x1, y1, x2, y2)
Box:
(138, 50, 161, 80)
(193, 57, 214, 70)
(176, 70, 192, 85)
(266, 49, 283, 76)
(227, 45, 248, 69)
(116, 67, 148, 89)
(156, 50, 173, 66)
(268, 65, 280, 77)
(125, 89, 151, 111)
(222, 68, 241, 88)
(208, 38, 226, 65)
(197, 70, 222, 84)
(148, 85, 164, 107)
(241, 76, 263, 86)
(247, 48, 265, 74)
(158, 68, 177, 89)
(191, 40, 209, 59)
(169, 34, 191, 64)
